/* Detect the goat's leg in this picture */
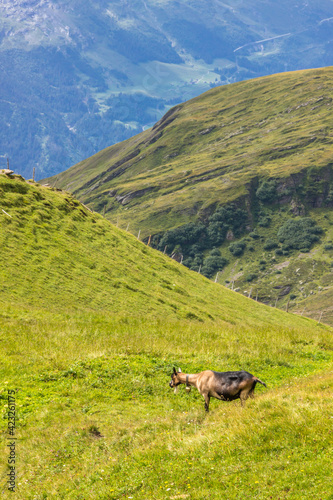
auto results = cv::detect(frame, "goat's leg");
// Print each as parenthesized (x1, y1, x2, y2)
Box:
(204, 394, 210, 412)
(249, 387, 255, 399)
(240, 389, 251, 407)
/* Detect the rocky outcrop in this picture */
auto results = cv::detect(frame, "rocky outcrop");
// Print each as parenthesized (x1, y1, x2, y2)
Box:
(290, 199, 305, 216)
(113, 187, 155, 205)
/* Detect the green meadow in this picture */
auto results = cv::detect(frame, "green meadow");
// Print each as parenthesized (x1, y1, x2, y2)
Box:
(1, 306, 333, 499)
(1, 175, 333, 499)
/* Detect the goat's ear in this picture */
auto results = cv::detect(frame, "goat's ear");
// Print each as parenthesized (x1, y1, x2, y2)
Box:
(173, 367, 177, 375)
(178, 367, 182, 373)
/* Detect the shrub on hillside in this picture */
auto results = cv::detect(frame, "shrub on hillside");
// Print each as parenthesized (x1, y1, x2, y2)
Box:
(263, 239, 278, 250)
(201, 249, 228, 278)
(182, 256, 193, 268)
(256, 180, 277, 203)
(258, 215, 271, 227)
(207, 204, 248, 246)
(229, 240, 246, 256)
(158, 222, 207, 254)
(245, 273, 257, 282)
(172, 244, 182, 255)
(249, 232, 260, 239)
(151, 234, 161, 248)
(188, 244, 203, 257)
(277, 217, 323, 252)
(280, 186, 294, 198)
(183, 252, 204, 272)
(209, 247, 223, 257)
(326, 190, 333, 204)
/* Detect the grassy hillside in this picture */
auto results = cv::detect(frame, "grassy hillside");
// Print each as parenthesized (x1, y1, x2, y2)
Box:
(209, 206, 333, 321)
(0, 175, 333, 500)
(45, 67, 333, 236)
(1, 173, 333, 498)
(44, 67, 333, 324)
(0, 173, 310, 326)
(293, 287, 333, 324)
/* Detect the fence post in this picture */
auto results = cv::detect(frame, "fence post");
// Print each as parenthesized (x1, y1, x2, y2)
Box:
(33, 167, 35, 182)
(2, 209, 11, 218)
(286, 299, 290, 313)
(126, 223, 130, 232)
(147, 235, 151, 246)
(215, 272, 219, 283)
(318, 311, 323, 324)
(249, 288, 252, 299)
(137, 229, 141, 240)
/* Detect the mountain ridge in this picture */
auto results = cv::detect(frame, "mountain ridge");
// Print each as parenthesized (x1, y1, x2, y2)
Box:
(45, 67, 333, 234)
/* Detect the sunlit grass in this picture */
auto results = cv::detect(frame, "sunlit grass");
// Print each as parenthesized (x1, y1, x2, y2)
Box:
(1, 175, 333, 499)
(1, 304, 333, 499)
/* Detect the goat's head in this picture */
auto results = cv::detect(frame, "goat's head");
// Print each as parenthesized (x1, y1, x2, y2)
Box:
(169, 367, 182, 393)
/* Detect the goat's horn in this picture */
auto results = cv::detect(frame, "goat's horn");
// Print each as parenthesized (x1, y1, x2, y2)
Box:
(178, 368, 182, 372)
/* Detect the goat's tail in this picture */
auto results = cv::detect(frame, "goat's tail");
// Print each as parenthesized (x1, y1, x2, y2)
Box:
(254, 377, 267, 388)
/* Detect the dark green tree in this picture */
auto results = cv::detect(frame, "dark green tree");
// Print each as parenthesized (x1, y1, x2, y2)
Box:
(277, 217, 323, 252)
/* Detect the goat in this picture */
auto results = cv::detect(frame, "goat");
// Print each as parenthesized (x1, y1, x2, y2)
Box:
(169, 367, 266, 412)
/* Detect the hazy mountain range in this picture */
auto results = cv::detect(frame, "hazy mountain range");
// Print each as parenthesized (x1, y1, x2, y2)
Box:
(2, 0, 333, 179)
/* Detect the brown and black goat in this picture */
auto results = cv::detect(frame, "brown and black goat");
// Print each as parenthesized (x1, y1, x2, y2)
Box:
(169, 367, 266, 411)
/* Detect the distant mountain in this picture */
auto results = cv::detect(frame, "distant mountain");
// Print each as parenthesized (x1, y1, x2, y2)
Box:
(2, 0, 333, 179)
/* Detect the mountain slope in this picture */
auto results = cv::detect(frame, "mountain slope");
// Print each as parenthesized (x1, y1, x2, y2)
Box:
(46, 67, 333, 234)
(0, 171, 315, 328)
(2, 0, 333, 178)
(1, 173, 333, 499)
(45, 67, 333, 324)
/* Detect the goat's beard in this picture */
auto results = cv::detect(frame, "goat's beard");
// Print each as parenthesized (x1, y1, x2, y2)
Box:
(174, 386, 179, 395)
